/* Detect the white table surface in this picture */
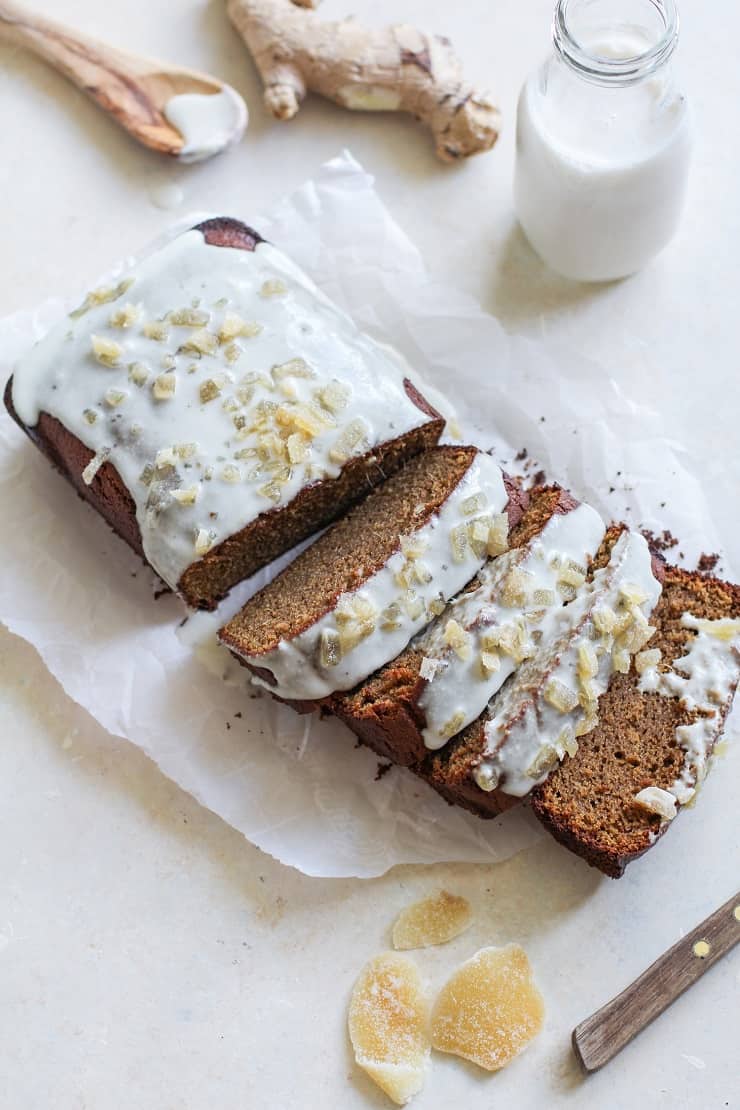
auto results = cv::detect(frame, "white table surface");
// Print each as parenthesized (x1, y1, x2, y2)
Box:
(1, 2, 738, 1107)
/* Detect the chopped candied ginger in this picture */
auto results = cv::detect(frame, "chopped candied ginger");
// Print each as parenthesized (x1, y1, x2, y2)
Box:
(181, 327, 217, 355)
(152, 373, 176, 401)
(431, 944, 544, 1072)
(218, 311, 260, 342)
(109, 302, 140, 328)
(70, 277, 134, 318)
(688, 615, 740, 641)
(392, 891, 473, 951)
(348, 953, 429, 1106)
(260, 278, 287, 297)
(449, 523, 469, 563)
(317, 379, 350, 413)
(487, 512, 509, 557)
(90, 334, 122, 367)
(168, 306, 209, 328)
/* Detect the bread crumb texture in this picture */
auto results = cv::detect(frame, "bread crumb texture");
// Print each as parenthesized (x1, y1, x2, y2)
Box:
(392, 891, 473, 951)
(348, 952, 430, 1105)
(431, 944, 544, 1071)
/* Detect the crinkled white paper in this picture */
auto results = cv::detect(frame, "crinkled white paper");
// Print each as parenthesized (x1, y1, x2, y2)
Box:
(0, 152, 736, 878)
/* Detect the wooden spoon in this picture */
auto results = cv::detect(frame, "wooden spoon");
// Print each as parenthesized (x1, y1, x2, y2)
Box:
(573, 890, 740, 1072)
(0, 0, 247, 161)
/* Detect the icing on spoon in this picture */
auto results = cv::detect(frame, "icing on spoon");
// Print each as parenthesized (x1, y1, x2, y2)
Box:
(0, 0, 247, 161)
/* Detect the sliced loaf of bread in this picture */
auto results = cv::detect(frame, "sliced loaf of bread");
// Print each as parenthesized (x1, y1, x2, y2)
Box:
(219, 446, 526, 701)
(417, 525, 661, 816)
(416, 528, 740, 876)
(530, 561, 740, 876)
(332, 485, 607, 765)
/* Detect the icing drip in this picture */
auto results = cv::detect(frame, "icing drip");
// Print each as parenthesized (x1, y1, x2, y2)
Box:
(638, 613, 740, 805)
(416, 503, 606, 749)
(475, 530, 662, 796)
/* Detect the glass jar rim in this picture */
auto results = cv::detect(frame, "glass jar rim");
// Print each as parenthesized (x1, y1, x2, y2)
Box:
(553, 0, 680, 86)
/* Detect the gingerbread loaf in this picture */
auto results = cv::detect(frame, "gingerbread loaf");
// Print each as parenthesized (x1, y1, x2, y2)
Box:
(219, 446, 526, 701)
(5, 218, 444, 609)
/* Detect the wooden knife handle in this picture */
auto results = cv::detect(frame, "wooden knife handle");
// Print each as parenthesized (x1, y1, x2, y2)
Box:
(573, 890, 740, 1073)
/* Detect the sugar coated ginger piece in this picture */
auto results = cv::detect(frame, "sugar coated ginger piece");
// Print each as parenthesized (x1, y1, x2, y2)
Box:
(431, 944, 544, 1071)
(392, 891, 473, 951)
(348, 952, 429, 1105)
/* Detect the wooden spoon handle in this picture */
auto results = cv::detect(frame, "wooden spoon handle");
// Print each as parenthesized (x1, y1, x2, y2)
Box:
(0, 0, 120, 83)
(573, 890, 740, 1073)
(0, 0, 181, 154)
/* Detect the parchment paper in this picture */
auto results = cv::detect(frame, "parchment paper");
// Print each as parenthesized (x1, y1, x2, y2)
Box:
(0, 152, 735, 878)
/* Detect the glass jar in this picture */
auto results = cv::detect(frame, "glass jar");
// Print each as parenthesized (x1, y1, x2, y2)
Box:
(514, 0, 692, 282)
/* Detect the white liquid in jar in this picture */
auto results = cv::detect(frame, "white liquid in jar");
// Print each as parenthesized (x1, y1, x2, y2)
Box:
(514, 30, 692, 282)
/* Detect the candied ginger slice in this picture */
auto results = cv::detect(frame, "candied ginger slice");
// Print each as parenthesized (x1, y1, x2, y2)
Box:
(392, 891, 473, 951)
(348, 953, 429, 1105)
(430, 944, 544, 1071)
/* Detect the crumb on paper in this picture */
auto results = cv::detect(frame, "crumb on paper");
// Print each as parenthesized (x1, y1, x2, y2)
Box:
(375, 762, 393, 781)
(430, 944, 544, 1071)
(641, 527, 679, 553)
(348, 952, 429, 1106)
(697, 552, 720, 573)
(392, 891, 473, 951)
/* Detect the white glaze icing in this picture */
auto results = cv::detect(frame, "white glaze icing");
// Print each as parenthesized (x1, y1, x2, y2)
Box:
(164, 87, 247, 163)
(416, 503, 606, 749)
(244, 453, 508, 700)
(11, 230, 434, 595)
(638, 613, 740, 805)
(475, 530, 662, 797)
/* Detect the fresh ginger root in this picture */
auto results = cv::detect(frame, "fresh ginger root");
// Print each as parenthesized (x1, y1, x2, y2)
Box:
(227, 0, 501, 162)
